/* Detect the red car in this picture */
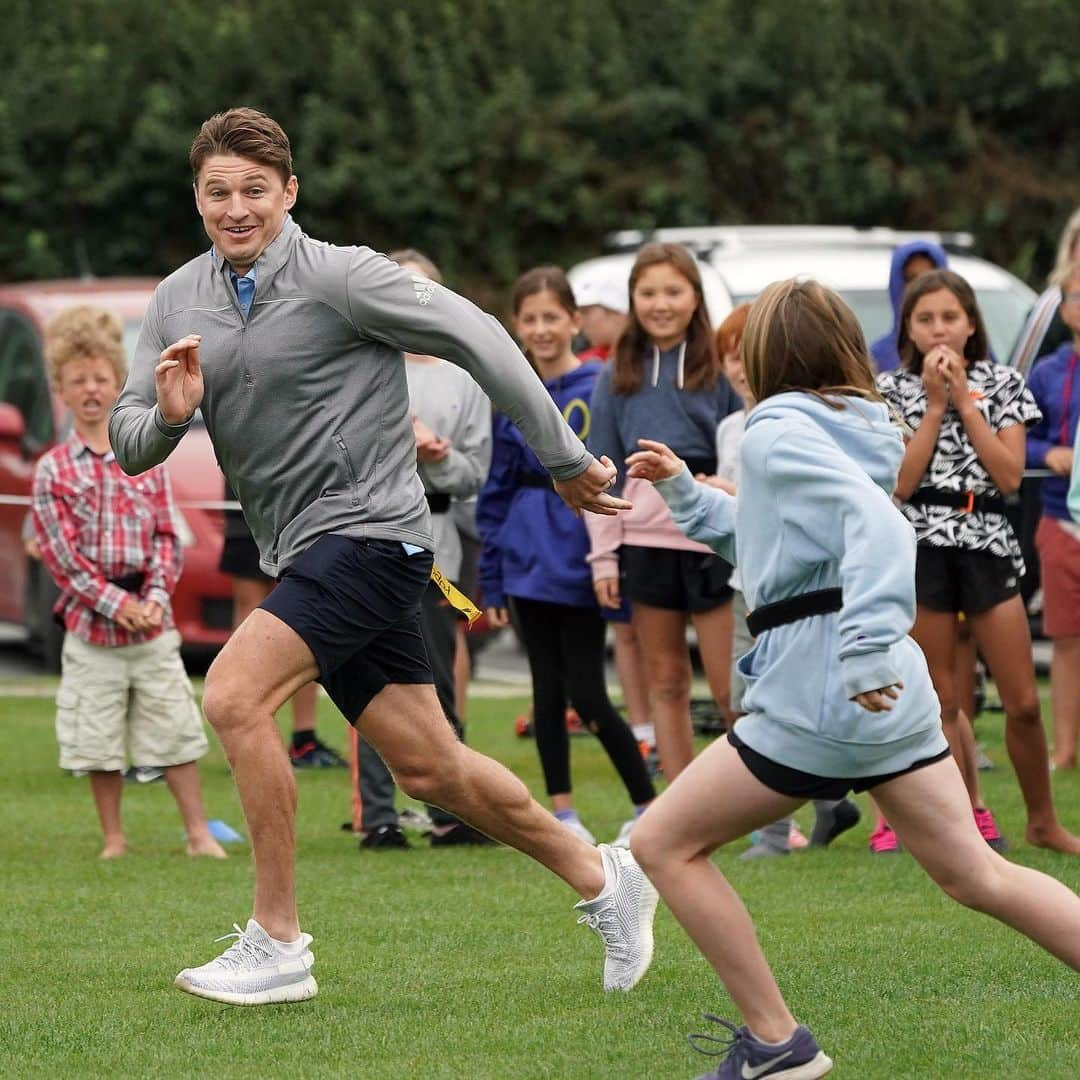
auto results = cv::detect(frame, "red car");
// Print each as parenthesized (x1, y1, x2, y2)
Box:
(0, 279, 233, 667)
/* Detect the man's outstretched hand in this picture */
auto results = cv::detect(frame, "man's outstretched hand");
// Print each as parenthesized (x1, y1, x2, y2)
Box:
(155, 334, 204, 426)
(553, 455, 632, 516)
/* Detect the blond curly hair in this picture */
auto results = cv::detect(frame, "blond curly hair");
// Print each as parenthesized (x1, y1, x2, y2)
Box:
(45, 305, 126, 385)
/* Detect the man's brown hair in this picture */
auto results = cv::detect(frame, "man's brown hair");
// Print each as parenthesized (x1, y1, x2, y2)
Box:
(189, 107, 293, 184)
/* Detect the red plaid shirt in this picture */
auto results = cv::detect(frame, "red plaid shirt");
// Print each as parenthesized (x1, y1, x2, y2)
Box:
(31, 431, 182, 647)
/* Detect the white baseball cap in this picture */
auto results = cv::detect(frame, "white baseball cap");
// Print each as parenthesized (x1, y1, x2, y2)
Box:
(572, 269, 630, 314)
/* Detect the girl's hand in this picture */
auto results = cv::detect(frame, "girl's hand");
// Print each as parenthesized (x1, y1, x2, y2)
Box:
(625, 438, 684, 483)
(141, 600, 164, 628)
(852, 682, 903, 713)
(485, 606, 510, 629)
(921, 349, 950, 410)
(594, 577, 621, 609)
(942, 353, 971, 411)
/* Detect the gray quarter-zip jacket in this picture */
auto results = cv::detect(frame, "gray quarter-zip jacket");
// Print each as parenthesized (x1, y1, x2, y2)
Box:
(110, 217, 592, 576)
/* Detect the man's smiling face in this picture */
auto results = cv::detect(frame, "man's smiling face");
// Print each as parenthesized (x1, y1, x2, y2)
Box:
(194, 153, 297, 274)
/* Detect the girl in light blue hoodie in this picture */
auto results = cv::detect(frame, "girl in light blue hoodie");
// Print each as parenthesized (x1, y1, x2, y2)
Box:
(624, 280, 1080, 1080)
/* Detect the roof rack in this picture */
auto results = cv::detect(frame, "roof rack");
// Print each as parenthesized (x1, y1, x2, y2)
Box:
(606, 226, 975, 257)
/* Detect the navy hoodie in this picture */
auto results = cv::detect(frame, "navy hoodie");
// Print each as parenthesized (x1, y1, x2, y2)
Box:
(870, 241, 948, 373)
(477, 361, 601, 609)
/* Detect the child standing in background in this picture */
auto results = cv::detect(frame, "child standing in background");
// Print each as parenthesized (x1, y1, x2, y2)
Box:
(573, 265, 654, 753)
(587, 243, 741, 782)
(1025, 259, 1080, 771)
(878, 269, 1079, 855)
(478, 267, 656, 846)
(32, 305, 224, 860)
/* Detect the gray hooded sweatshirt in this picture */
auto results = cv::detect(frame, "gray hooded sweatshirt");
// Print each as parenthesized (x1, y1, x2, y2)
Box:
(110, 217, 592, 576)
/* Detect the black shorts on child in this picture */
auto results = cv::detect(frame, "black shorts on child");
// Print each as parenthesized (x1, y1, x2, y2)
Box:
(914, 544, 1019, 615)
(727, 729, 950, 800)
(261, 534, 434, 722)
(621, 545, 733, 613)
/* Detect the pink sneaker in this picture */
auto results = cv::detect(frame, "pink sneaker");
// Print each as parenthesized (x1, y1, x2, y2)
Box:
(869, 820, 900, 854)
(973, 806, 1008, 853)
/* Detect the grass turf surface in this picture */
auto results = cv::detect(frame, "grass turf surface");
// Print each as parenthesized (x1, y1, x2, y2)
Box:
(2, 681, 1078, 1078)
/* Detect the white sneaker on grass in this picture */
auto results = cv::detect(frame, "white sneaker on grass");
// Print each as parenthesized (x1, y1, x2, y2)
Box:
(611, 818, 636, 849)
(174, 918, 317, 1005)
(574, 843, 658, 992)
(559, 816, 597, 845)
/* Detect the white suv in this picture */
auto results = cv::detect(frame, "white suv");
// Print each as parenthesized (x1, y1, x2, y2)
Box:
(571, 226, 1036, 365)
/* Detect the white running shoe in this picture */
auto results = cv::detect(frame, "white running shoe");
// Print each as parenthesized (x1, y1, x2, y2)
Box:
(174, 918, 318, 1006)
(574, 843, 658, 992)
(611, 818, 636, 849)
(560, 816, 597, 845)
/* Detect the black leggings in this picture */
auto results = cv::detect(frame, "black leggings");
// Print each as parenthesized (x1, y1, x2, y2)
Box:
(510, 596, 656, 805)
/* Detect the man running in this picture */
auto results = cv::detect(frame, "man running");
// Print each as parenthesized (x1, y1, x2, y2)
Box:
(110, 107, 657, 1006)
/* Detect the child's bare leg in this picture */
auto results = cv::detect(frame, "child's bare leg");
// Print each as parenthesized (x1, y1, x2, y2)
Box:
(164, 761, 227, 858)
(873, 758, 1080, 969)
(971, 597, 1080, 854)
(631, 604, 694, 779)
(1049, 636, 1080, 769)
(911, 607, 983, 806)
(631, 737, 803, 1041)
(89, 770, 126, 858)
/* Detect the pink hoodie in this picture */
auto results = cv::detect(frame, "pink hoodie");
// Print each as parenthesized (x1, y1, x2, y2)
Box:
(584, 475, 712, 583)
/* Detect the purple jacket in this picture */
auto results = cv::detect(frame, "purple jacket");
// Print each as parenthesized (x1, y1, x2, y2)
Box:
(1026, 341, 1080, 520)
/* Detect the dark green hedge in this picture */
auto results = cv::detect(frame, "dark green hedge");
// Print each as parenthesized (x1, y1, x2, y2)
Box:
(2, 0, 1079, 301)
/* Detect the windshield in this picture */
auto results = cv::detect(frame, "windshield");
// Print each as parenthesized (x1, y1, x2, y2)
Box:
(733, 288, 1034, 366)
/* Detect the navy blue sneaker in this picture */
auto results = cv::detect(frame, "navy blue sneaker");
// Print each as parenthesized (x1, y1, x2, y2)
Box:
(690, 1015, 832, 1079)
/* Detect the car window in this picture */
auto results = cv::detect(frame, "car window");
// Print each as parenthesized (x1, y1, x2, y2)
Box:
(0, 308, 53, 451)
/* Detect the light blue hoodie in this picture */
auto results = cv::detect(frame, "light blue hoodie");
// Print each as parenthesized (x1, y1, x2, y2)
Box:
(655, 391, 946, 778)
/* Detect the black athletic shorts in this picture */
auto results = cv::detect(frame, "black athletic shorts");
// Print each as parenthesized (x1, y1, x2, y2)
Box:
(261, 534, 434, 722)
(621, 545, 732, 613)
(727, 729, 951, 800)
(915, 544, 1020, 616)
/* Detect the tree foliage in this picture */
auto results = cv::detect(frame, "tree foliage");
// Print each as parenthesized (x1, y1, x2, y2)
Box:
(2, 0, 1078, 301)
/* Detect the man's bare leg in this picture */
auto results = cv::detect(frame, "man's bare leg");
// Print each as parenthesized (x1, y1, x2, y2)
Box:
(200, 609, 319, 941)
(358, 682, 605, 898)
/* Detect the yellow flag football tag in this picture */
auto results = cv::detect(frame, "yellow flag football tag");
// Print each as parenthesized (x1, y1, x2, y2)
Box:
(430, 564, 482, 626)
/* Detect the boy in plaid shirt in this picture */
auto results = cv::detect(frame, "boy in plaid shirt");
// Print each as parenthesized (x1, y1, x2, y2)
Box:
(32, 305, 225, 860)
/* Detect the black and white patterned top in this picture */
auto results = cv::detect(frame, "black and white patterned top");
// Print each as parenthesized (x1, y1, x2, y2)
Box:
(877, 360, 1041, 574)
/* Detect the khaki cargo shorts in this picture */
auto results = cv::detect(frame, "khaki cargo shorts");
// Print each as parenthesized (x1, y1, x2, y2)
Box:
(55, 630, 209, 773)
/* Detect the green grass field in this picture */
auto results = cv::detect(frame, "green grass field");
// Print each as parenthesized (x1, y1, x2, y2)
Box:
(3, 679, 1078, 1079)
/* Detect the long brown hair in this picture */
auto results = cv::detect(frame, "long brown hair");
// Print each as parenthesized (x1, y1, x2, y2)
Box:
(741, 279, 881, 407)
(897, 269, 989, 374)
(510, 266, 578, 374)
(612, 243, 716, 395)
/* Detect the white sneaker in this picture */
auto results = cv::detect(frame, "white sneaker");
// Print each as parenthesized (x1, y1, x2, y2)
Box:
(611, 818, 636, 849)
(574, 843, 658, 992)
(174, 918, 318, 1005)
(560, 816, 596, 845)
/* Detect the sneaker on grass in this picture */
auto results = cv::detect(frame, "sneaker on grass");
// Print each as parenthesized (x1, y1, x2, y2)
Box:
(809, 798, 861, 848)
(973, 806, 1008, 853)
(559, 815, 597, 845)
(689, 1014, 832, 1079)
(174, 918, 317, 1006)
(574, 844, 658, 992)
(611, 818, 635, 849)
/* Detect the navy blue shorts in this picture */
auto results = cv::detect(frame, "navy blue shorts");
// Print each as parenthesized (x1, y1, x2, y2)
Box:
(261, 534, 434, 723)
